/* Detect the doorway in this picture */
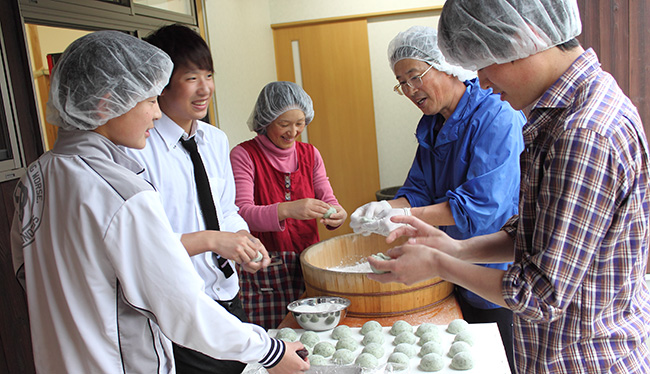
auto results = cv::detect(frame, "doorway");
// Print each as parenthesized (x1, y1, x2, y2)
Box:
(25, 25, 93, 150)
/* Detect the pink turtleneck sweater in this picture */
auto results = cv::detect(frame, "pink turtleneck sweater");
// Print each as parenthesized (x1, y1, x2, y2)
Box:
(230, 134, 339, 232)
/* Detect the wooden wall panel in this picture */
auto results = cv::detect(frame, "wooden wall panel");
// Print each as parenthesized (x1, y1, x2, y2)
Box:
(628, 0, 650, 142)
(576, 0, 650, 272)
(576, 0, 649, 135)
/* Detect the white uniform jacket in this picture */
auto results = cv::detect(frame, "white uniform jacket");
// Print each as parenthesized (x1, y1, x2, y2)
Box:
(11, 129, 283, 373)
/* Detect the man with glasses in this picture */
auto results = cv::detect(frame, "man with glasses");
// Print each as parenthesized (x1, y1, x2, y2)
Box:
(350, 25, 525, 371)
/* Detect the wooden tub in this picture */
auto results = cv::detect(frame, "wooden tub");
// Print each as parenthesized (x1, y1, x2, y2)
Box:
(300, 233, 454, 318)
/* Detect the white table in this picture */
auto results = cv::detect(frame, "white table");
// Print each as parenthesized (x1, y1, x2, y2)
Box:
(244, 322, 511, 373)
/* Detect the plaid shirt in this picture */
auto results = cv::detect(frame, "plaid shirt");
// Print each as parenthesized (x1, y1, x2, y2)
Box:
(501, 48, 650, 373)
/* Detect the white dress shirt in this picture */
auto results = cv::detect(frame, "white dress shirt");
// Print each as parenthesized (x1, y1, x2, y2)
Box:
(125, 113, 249, 301)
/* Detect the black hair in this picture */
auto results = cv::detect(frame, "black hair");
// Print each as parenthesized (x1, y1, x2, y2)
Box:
(556, 38, 581, 52)
(144, 24, 213, 74)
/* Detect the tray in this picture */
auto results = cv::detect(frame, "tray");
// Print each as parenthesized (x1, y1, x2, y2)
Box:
(244, 322, 511, 373)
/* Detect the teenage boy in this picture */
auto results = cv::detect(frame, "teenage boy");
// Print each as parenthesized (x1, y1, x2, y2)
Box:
(124, 24, 266, 374)
(368, 1, 650, 373)
(11, 30, 308, 374)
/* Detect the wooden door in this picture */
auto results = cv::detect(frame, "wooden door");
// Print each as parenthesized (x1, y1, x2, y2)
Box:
(273, 20, 380, 241)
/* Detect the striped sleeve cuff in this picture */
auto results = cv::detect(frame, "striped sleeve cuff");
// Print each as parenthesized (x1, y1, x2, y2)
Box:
(500, 214, 519, 238)
(260, 338, 285, 369)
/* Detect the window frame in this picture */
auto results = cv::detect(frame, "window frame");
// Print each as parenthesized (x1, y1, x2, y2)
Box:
(20, 0, 197, 35)
(0, 26, 26, 181)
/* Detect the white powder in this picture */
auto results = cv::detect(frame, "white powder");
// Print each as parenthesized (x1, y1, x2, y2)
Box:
(328, 260, 372, 273)
(292, 303, 340, 313)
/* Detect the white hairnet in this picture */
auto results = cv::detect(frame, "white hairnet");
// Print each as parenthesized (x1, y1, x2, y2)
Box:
(438, 0, 582, 71)
(47, 30, 173, 131)
(247, 81, 314, 134)
(387, 25, 476, 82)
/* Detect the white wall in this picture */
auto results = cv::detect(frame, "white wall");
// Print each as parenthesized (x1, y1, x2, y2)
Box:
(203, 0, 277, 149)
(267, 0, 445, 24)
(205, 0, 445, 188)
(367, 13, 441, 188)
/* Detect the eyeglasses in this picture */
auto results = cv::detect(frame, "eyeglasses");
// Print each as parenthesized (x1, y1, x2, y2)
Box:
(393, 64, 434, 95)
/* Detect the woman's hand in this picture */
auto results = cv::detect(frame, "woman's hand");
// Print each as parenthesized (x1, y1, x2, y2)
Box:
(320, 205, 347, 229)
(278, 198, 331, 221)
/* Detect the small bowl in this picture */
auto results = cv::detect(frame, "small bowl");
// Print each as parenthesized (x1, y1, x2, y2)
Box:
(287, 296, 351, 331)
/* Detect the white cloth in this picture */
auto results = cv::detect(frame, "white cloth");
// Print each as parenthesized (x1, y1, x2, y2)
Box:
(350, 200, 393, 228)
(11, 129, 281, 373)
(350, 200, 411, 236)
(125, 113, 248, 301)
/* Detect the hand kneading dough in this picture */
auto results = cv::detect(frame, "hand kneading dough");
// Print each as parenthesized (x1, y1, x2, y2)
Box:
(369, 252, 392, 274)
(323, 206, 337, 218)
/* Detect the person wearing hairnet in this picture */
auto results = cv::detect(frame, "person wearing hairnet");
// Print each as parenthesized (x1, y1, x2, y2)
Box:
(10, 31, 309, 373)
(230, 81, 347, 329)
(350, 25, 525, 370)
(123, 24, 268, 374)
(369, 1, 650, 373)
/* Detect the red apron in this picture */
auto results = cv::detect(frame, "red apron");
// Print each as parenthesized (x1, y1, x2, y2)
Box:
(238, 139, 320, 329)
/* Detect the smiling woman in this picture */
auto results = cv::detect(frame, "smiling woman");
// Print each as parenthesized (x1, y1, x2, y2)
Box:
(230, 81, 348, 330)
(265, 109, 306, 149)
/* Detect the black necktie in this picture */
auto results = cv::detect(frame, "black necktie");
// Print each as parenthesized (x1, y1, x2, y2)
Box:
(180, 137, 234, 278)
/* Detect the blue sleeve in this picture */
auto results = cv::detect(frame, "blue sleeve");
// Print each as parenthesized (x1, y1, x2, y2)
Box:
(448, 105, 525, 236)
